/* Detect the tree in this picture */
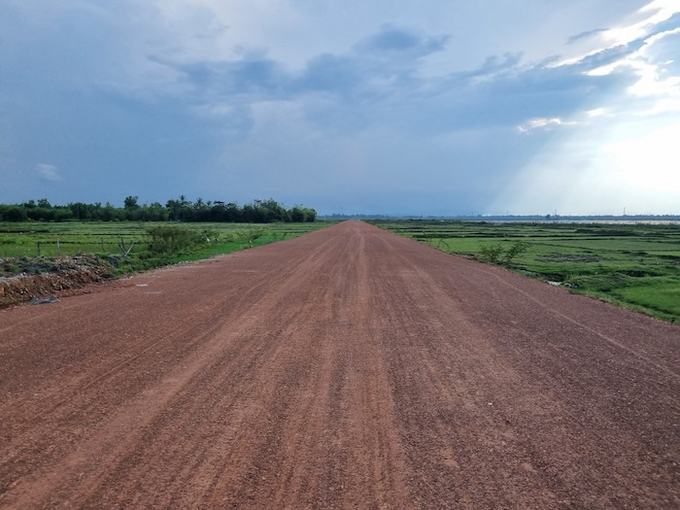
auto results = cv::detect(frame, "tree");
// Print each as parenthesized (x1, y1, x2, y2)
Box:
(124, 196, 139, 209)
(166, 199, 181, 221)
(303, 208, 317, 222)
(290, 206, 306, 222)
(3, 206, 28, 222)
(225, 202, 241, 222)
(147, 202, 169, 221)
(69, 202, 90, 221)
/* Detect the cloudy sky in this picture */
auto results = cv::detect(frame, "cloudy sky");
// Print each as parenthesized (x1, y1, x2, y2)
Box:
(1, 0, 679, 215)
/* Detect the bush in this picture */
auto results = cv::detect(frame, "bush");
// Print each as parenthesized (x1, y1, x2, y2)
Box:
(479, 243, 504, 263)
(480, 241, 530, 266)
(147, 225, 210, 254)
(503, 240, 530, 264)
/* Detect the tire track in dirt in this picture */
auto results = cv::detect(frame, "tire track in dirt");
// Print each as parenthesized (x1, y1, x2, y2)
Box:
(1, 221, 678, 509)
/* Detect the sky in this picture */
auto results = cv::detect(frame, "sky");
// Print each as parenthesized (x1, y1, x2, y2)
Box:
(1, 0, 679, 216)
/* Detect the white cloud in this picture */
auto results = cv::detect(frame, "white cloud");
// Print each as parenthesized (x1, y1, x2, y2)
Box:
(517, 117, 575, 133)
(586, 107, 606, 117)
(36, 164, 61, 182)
(553, 0, 680, 68)
(584, 26, 680, 121)
(604, 0, 680, 46)
(638, 97, 680, 115)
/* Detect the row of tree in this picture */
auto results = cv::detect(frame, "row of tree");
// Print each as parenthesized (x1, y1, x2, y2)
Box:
(0, 197, 317, 223)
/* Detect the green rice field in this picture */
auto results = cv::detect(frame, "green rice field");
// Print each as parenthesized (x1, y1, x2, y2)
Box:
(372, 220, 680, 323)
(0, 222, 329, 259)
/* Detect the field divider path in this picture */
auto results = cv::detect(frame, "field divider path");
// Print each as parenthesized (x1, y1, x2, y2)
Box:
(1, 221, 678, 509)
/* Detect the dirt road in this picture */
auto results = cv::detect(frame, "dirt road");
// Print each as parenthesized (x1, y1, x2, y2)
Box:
(1, 221, 678, 509)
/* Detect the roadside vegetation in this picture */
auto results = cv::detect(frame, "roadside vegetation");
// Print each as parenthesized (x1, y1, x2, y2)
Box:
(371, 220, 680, 323)
(0, 221, 328, 273)
(0, 221, 329, 307)
(0, 195, 322, 305)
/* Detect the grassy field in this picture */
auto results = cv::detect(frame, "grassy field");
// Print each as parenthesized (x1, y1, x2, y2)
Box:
(0, 221, 331, 275)
(371, 220, 680, 323)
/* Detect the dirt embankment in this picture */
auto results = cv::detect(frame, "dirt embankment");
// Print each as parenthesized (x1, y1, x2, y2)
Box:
(0, 255, 113, 308)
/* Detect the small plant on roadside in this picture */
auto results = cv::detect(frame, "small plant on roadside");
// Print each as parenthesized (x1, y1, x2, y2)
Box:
(480, 241, 530, 266)
(502, 240, 530, 265)
(479, 243, 504, 264)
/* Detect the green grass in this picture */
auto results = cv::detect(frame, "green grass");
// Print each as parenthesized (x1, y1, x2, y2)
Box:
(371, 220, 680, 323)
(0, 221, 332, 276)
(616, 283, 680, 319)
(0, 222, 329, 257)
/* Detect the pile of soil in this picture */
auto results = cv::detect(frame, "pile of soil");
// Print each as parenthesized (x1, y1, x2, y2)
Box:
(0, 255, 114, 308)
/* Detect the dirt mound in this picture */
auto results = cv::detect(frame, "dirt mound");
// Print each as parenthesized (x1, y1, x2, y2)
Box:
(0, 255, 114, 308)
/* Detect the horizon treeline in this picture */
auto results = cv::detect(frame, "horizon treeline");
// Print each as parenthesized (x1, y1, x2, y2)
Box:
(0, 196, 317, 223)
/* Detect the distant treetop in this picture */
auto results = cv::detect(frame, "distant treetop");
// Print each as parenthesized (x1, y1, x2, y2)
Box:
(0, 197, 317, 223)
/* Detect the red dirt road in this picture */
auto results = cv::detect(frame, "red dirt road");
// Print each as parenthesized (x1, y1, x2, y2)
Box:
(1, 221, 679, 509)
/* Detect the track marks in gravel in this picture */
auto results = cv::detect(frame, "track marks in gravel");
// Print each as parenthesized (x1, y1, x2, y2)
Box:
(1, 221, 678, 509)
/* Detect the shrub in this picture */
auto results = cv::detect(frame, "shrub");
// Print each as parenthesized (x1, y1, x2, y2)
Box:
(502, 240, 530, 264)
(479, 243, 504, 263)
(480, 241, 530, 266)
(147, 225, 208, 254)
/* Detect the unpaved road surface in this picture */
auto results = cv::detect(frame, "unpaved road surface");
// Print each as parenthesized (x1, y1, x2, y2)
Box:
(1, 221, 679, 509)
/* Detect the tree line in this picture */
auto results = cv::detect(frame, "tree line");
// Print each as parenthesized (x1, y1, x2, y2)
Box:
(0, 197, 317, 223)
